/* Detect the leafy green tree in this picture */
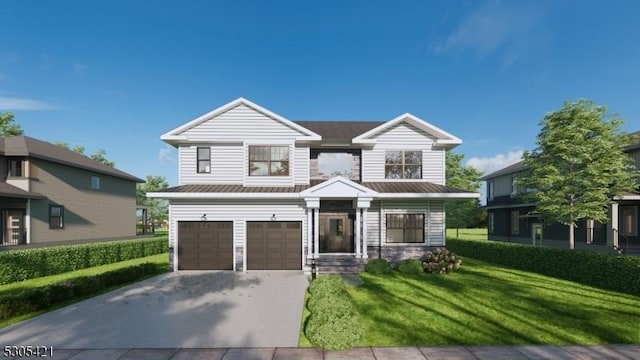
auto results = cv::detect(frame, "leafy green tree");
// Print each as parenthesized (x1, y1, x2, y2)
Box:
(518, 99, 638, 249)
(0, 112, 24, 136)
(446, 151, 482, 238)
(137, 175, 169, 228)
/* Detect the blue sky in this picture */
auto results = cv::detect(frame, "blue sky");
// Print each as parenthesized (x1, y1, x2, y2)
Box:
(1, 0, 639, 186)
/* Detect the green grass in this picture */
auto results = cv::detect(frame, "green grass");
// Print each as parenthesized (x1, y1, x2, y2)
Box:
(0, 253, 169, 328)
(346, 258, 640, 346)
(446, 228, 488, 241)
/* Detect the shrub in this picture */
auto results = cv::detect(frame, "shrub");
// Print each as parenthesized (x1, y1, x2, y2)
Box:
(365, 259, 392, 274)
(305, 311, 364, 350)
(0, 237, 168, 285)
(307, 290, 354, 317)
(397, 259, 424, 274)
(0, 262, 165, 321)
(447, 238, 640, 296)
(308, 275, 346, 295)
(422, 248, 462, 274)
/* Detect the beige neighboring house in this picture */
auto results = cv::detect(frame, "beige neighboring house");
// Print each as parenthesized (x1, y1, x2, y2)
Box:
(0, 136, 144, 247)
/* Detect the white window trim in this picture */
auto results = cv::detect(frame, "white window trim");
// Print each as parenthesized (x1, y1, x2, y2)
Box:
(243, 141, 294, 186)
(384, 150, 423, 180)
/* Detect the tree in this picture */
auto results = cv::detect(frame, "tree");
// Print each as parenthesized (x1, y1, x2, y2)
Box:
(518, 99, 638, 249)
(0, 112, 24, 136)
(445, 151, 483, 238)
(137, 175, 169, 228)
(53, 141, 114, 167)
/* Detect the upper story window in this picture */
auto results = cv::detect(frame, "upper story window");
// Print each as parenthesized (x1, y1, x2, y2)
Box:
(249, 145, 289, 176)
(8, 159, 23, 177)
(488, 181, 494, 200)
(197, 147, 211, 173)
(510, 176, 518, 197)
(91, 176, 100, 190)
(49, 205, 64, 229)
(385, 151, 422, 179)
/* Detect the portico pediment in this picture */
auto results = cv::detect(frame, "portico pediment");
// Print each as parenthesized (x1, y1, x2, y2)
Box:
(300, 176, 377, 198)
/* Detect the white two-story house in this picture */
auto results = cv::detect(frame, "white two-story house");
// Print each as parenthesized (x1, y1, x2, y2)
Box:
(149, 98, 478, 272)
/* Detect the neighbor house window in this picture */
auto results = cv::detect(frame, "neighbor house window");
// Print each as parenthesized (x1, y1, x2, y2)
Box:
(386, 214, 424, 243)
(385, 151, 422, 179)
(488, 212, 495, 233)
(197, 147, 211, 173)
(249, 146, 289, 176)
(49, 205, 64, 229)
(91, 176, 100, 190)
(488, 181, 494, 201)
(621, 206, 637, 236)
(8, 159, 23, 177)
(511, 176, 518, 197)
(511, 210, 520, 235)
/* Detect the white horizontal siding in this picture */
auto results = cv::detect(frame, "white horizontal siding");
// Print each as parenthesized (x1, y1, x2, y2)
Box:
(361, 148, 384, 182)
(423, 148, 445, 185)
(294, 145, 310, 185)
(181, 104, 305, 142)
(372, 123, 435, 147)
(366, 201, 381, 247)
(179, 144, 244, 185)
(170, 199, 307, 248)
(428, 201, 445, 246)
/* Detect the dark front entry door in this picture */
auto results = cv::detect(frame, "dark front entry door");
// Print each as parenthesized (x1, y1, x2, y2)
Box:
(320, 214, 353, 253)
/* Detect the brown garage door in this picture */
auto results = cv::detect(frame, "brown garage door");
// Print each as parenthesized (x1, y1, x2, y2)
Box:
(178, 221, 233, 270)
(247, 221, 302, 270)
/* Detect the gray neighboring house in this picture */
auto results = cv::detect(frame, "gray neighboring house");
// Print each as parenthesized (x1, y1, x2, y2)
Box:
(149, 97, 479, 272)
(0, 136, 144, 247)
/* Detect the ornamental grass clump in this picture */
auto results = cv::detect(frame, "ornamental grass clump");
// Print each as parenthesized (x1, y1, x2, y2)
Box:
(422, 248, 462, 274)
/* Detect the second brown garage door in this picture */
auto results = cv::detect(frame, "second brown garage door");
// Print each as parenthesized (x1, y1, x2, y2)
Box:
(178, 221, 233, 270)
(247, 221, 302, 270)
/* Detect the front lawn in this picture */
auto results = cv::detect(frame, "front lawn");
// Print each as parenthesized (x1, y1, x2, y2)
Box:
(446, 228, 487, 241)
(346, 258, 639, 346)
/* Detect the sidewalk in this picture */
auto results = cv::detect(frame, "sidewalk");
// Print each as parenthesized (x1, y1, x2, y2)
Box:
(48, 345, 639, 359)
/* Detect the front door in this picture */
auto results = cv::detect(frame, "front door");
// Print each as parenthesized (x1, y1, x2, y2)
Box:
(3, 210, 25, 245)
(320, 214, 353, 253)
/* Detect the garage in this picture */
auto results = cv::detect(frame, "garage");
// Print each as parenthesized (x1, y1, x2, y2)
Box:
(247, 221, 302, 270)
(178, 221, 233, 270)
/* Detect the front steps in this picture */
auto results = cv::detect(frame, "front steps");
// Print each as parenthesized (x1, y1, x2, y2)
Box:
(313, 255, 367, 274)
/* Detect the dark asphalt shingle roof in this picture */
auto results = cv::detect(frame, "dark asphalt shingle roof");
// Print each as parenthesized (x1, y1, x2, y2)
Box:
(0, 183, 46, 199)
(293, 121, 384, 144)
(0, 136, 143, 182)
(479, 161, 527, 181)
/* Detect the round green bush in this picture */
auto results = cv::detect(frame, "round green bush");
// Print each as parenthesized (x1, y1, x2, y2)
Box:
(365, 259, 392, 274)
(397, 259, 424, 274)
(307, 291, 355, 317)
(305, 311, 364, 350)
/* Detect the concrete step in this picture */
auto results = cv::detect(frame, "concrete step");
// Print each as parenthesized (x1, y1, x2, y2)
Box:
(317, 265, 365, 274)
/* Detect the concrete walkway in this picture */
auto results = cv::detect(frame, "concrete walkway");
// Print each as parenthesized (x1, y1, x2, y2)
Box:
(0, 271, 309, 348)
(41, 345, 640, 359)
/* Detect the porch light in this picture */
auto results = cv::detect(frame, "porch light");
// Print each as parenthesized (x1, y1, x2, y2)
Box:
(201, 213, 207, 221)
(271, 214, 277, 221)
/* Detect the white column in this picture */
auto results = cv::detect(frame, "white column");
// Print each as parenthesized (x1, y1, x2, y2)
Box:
(26, 199, 31, 244)
(314, 208, 320, 258)
(307, 208, 313, 259)
(355, 208, 361, 257)
(362, 208, 368, 259)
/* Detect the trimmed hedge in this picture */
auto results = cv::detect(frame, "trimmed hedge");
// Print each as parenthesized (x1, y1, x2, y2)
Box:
(0, 236, 168, 285)
(447, 238, 640, 296)
(305, 275, 365, 350)
(397, 259, 424, 274)
(0, 262, 165, 321)
(365, 258, 393, 274)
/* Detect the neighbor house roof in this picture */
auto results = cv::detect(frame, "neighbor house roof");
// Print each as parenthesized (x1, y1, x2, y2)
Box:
(479, 161, 527, 181)
(0, 182, 46, 199)
(0, 136, 143, 183)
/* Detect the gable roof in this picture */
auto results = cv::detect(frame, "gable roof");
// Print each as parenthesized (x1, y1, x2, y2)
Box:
(0, 182, 46, 199)
(0, 136, 143, 183)
(479, 161, 527, 181)
(352, 113, 462, 147)
(161, 97, 322, 144)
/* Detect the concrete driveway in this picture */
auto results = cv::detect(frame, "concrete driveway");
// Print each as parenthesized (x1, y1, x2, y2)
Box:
(0, 271, 309, 348)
